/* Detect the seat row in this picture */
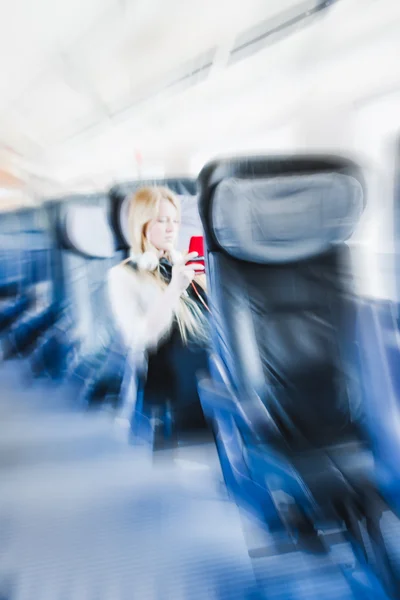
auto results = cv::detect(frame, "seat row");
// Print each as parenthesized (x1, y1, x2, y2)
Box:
(0, 178, 201, 408)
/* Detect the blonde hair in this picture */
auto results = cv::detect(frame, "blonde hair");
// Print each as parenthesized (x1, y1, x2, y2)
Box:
(126, 186, 208, 345)
(128, 186, 179, 255)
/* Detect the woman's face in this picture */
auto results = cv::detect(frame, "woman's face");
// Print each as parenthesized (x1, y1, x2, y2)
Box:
(146, 198, 180, 253)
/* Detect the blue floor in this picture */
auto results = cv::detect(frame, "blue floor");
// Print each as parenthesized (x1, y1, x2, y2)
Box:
(0, 360, 395, 599)
(0, 360, 262, 600)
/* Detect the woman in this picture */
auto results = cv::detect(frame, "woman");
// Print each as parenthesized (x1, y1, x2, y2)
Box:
(108, 186, 210, 442)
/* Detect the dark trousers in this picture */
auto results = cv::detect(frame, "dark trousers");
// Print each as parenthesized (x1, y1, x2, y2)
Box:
(143, 333, 210, 433)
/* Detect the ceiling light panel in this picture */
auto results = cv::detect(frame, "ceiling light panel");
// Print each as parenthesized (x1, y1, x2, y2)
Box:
(229, 0, 335, 65)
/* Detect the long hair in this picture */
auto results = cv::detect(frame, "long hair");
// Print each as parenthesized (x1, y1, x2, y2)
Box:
(126, 186, 208, 345)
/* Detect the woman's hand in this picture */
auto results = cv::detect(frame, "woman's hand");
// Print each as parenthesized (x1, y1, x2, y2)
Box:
(170, 252, 204, 295)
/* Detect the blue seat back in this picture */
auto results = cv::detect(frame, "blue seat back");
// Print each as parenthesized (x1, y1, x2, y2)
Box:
(198, 155, 366, 449)
(33, 194, 126, 392)
(0, 206, 58, 354)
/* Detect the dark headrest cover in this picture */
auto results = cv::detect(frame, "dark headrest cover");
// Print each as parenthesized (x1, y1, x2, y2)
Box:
(110, 177, 197, 201)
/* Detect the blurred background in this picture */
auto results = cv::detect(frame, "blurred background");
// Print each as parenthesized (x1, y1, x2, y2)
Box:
(1, 0, 400, 598)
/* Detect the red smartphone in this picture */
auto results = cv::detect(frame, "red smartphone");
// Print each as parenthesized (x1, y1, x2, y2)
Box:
(187, 236, 205, 270)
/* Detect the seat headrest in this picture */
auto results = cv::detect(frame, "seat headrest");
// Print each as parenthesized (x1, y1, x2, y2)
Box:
(117, 192, 202, 251)
(110, 178, 197, 248)
(61, 204, 116, 258)
(199, 156, 365, 264)
(110, 178, 197, 201)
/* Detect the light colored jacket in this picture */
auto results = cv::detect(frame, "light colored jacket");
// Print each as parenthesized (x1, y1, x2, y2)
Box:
(108, 261, 183, 424)
(107, 261, 178, 366)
